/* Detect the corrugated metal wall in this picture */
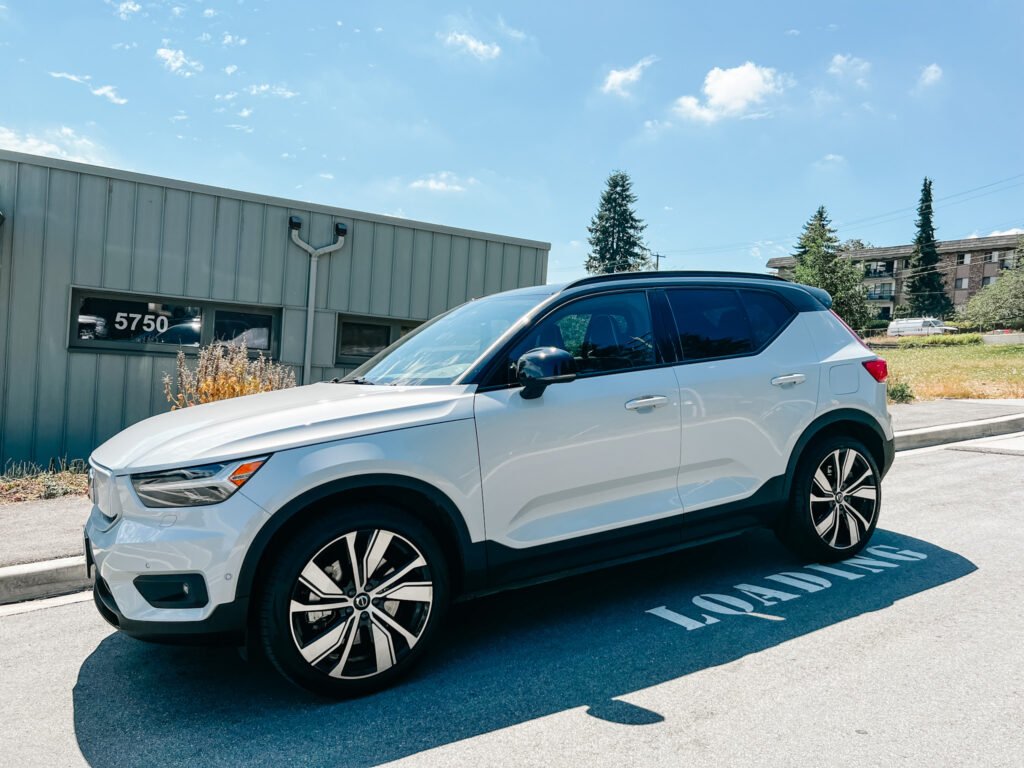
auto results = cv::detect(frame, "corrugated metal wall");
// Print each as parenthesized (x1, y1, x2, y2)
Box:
(0, 151, 549, 465)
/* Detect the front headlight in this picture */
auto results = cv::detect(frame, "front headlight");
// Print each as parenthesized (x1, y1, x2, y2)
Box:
(130, 456, 268, 508)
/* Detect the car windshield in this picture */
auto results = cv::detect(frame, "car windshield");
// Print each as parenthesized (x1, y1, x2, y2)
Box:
(342, 293, 545, 386)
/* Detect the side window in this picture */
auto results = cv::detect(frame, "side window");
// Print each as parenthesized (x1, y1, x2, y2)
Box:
(737, 289, 795, 348)
(512, 292, 656, 375)
(666, 288, 755, 360)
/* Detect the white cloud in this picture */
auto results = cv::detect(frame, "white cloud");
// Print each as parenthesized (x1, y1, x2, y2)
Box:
(156, 47, 203, 77)
(112, 41, 138, 50)
(319, 172, 334, 180)
(214, 91, 238, 101)
(989, 227, 1024, 236)
(281, 152, 295, 159)
(375, 27, 384, 33)
(202, 8, 217, 18)
(226, 123, 253, 133)
(170, 5, 185, 17)
(170, 111, 188, 122)
(918, 63, 943, 88)
(197, 32, 212, 43)
(224, 64, 238, 75)
(90, 85, 127, 105)
(49, 71, 90, 85)
(814, 153, 845, 168)
(0, 125, 106, 164)
(222, 33, 247, 47)
(443, 31, 500, 61)
(49, 72, 127, 105)
(498, 16, 526, 41)
(673, 61, 787, 123)
(237, 107, 252, 118)
(785, 29, 800, 36)
(409, 171, 477, 193)
(602, 55, 657, 97)
(115, 1, 140, 21)
(828, 53, 870, 88)
(245, 83, 297, 98)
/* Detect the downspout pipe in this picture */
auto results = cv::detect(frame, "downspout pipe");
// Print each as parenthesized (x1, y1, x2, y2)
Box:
(288, 217, 348, 385)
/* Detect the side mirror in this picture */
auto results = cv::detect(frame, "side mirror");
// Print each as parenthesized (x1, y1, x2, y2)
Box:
(517, 347, 577, 399)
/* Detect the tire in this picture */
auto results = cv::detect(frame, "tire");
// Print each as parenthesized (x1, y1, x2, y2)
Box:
(776, 435, 882, 562)
(258, 503, 449, 698)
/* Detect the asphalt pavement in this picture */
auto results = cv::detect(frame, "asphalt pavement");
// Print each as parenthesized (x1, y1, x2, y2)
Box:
(1, 433, 1022, 767)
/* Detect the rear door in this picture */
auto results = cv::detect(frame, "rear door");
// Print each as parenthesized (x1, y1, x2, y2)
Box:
(663, 286, 820, 514)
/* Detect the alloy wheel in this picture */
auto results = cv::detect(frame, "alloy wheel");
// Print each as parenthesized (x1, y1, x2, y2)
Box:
(808, 448, 878, 550)
(288, 528, 434, 680)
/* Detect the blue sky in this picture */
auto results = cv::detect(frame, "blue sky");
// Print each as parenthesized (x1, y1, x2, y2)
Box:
(2, 1, 1022, 283)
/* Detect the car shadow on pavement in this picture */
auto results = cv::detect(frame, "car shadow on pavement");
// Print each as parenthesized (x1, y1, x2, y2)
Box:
(72, 528, 975, 768)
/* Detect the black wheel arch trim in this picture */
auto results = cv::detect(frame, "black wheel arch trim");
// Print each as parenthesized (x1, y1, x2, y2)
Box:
(784, 408, 894, 501)
(233, 474, 485, 605)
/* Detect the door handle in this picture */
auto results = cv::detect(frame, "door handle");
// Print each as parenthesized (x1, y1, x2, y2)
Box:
(771, 373, 806, 387)
(624, 395, 669, 411)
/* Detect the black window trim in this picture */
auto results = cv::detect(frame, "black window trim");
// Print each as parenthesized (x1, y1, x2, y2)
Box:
(660, 285, 797, 366)
(474, 287, 673, 391)
(67, 285, 281, 358)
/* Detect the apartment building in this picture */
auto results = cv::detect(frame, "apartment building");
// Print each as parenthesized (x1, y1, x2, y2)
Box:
(766, 233, 1020, 319)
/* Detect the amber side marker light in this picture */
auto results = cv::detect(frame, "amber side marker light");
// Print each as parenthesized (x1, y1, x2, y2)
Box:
(229, 459, 267, 487)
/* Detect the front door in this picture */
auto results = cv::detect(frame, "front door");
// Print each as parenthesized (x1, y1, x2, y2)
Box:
(474, 291, 683, 579)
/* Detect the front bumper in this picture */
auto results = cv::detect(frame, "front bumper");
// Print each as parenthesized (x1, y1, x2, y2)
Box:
(84, 469, 270, 640)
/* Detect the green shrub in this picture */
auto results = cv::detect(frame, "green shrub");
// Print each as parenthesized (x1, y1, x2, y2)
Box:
(897, 333, 983, 348)
(887, 377, 915, 403)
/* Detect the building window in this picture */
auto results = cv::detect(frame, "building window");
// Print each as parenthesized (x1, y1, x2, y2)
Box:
(984, 251, 998, 262)
(335, 315, 422, 364)
(903, 259, 912, 269)
(982, 276, 996, 287)
(955, 277, 969, 289)
(70, 288, 277, 355)
(214, 310, 273, 351)
(956, 253, 971, 265)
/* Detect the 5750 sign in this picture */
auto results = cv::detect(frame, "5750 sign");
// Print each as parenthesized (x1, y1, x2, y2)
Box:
(113, 312, 170, 333)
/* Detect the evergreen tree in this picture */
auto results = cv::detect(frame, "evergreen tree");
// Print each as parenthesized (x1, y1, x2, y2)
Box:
(905, 178, 953, 318)
(585, 171, 652, 274)
(792, 206, 872, 329)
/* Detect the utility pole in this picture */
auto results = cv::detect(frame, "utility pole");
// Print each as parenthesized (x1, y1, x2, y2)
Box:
(652, 251, 666, 271)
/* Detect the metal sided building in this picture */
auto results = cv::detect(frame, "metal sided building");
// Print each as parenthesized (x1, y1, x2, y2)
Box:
(0, 150, 550, 465)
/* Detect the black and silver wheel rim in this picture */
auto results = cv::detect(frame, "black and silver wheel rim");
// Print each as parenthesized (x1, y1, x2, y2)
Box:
(288, 528, 434, 680)
(809, 448, 877, 550)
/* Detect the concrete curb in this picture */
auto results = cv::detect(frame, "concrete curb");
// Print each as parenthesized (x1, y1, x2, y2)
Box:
(2, 414, 1024, 607)
(893, 412, 1024, 451)
(0, 556, 90, 606)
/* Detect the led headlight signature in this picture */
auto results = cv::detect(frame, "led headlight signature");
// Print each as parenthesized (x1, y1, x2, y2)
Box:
(130, 457, 268, 508)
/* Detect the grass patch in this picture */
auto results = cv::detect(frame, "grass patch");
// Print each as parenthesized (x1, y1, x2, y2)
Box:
(882, 344, 1024, 400)
(0, 459, 89, 505)
(897, 333, 983, 348)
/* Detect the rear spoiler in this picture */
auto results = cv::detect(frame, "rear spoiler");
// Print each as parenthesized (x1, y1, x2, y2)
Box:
(798, 284, 833, 309)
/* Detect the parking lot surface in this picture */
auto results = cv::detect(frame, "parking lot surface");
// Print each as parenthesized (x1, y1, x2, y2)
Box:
(1, 439, 1021, 767)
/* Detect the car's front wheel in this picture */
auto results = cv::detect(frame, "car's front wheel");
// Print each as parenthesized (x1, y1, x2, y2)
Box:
(258, 503, 449, 697)
(776, 435, 881, 562)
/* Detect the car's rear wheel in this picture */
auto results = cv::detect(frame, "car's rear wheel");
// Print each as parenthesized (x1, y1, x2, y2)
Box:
(258, 503, 449, 697)
(776, 435, 881, 562)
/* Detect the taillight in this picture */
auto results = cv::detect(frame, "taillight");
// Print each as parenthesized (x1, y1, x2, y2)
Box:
(863, 359, 888, 383)
(830, 309, 871, 351)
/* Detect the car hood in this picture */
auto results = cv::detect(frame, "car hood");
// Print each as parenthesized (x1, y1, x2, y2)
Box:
(91, 383, 477, 474)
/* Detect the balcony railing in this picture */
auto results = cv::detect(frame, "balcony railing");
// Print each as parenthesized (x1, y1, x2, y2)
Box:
(866, 291, 894, 300)
(864, 268, 894, 278)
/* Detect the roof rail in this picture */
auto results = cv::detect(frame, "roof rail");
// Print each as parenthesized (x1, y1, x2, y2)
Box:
(564, 270, 787, 290)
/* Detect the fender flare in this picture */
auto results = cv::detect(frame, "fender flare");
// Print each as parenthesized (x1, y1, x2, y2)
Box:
(233, 474, 484, 602)
(782, 408, 893, 501)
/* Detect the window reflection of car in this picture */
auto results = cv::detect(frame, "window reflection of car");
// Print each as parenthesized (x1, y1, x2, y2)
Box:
(77, 314, 108, 340)
(133, 321, 201, 346)
(215, 322, 270, 350)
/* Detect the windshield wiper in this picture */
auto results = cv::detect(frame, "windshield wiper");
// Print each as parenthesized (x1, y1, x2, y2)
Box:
(335, 376, 375, 385)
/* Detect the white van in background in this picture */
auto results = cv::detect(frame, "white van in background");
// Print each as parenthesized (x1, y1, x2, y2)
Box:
(887, 317, 958, 336)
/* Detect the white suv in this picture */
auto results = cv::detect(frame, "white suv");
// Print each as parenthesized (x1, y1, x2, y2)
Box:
(84, 272, 894, 696)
